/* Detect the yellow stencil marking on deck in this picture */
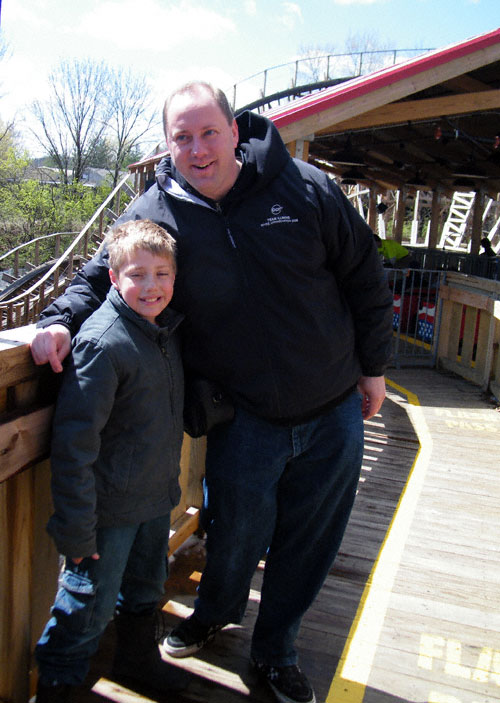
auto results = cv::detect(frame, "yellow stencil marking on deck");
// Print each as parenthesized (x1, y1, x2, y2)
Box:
(326, 377, 432, 703)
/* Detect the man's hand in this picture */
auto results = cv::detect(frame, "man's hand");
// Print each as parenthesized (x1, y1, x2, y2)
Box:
(30, 324, 71, 373)
(71, 553, 100, 565)
(357, 375, 386, 420)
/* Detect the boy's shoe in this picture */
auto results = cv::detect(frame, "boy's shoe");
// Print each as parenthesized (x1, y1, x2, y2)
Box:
(252, 658, 316, 703)
(161, 614, 224, 658)
(112, 611, 189, 692)
(35, 682, 73, 703)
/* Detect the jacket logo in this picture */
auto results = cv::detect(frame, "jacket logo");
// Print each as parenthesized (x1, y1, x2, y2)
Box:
(260, 203, 298, 229)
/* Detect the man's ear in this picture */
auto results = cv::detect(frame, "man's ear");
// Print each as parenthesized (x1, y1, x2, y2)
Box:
(109, 268, 119, 290)
(232, 119, 239, 149)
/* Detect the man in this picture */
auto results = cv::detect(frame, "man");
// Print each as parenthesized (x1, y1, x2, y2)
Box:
(31, 82, 393, 703)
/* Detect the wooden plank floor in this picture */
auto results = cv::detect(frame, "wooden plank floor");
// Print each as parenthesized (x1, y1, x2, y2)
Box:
(63, 367, 500, 703)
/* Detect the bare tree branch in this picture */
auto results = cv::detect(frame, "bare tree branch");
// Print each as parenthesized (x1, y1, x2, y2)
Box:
(30, 59, 112, 183)
(105, 67, 158, 187)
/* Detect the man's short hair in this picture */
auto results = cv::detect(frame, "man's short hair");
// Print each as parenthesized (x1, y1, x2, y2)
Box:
(163, 81, 234, 138)
(106, 219, 176, 272)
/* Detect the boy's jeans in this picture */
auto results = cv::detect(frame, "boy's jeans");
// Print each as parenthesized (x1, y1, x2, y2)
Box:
(196, 390, 364, 667)
(35, 513, 170, 686)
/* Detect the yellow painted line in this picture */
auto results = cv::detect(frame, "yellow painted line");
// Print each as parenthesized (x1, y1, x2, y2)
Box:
(393, 329, 432, 351)
(326, 377, 433, 703)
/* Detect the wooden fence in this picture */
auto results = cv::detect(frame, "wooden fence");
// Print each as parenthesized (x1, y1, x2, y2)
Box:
(437, 271, 500, 400)
(0, 325, 205, 703)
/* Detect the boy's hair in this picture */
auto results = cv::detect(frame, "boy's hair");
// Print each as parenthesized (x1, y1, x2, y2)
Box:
(106, 220, 177, 272)
(163, 81, 234, 138)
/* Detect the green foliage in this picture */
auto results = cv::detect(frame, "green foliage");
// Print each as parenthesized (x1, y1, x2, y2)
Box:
(0, 180, 111, 265)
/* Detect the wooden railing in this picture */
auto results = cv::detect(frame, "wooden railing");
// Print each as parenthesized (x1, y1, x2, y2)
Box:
(0, 232, 78, 280)
(437, 271, 500, 400)
(0, 325, 205, 703)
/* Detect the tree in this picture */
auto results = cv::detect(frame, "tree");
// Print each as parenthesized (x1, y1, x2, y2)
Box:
(344, 31, 392, 75)
(105, 67, 158, 188)
(31, 59, 112, 184)
(296, 44, 338, 85)
(296, 32, 394, 86)
(30, 60, 158, 187)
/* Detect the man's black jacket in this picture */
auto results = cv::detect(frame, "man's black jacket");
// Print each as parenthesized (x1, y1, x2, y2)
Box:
(40, 110, 393, 421)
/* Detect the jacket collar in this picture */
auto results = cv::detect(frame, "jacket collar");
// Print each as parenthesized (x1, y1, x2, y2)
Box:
(107, 286, 183, 340)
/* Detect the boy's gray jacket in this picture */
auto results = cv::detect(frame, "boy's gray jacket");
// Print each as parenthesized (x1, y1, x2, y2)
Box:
(47, 287, 184, 558)
(39, 110, 393, 422)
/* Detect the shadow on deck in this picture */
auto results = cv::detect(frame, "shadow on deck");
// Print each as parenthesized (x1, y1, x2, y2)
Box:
(52, 368, 500, 703)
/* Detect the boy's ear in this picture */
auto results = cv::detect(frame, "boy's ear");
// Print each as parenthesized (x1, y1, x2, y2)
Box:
(109, 268, 119, 290)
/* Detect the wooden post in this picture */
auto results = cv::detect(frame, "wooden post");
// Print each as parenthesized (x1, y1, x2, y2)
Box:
(470, 189, 484, 255)
(294, 139, 310, 162)
(286, 138, 312, 162)
(368, 187, 377, 231)
(393, 188, 406, 243)
(428, 187, 442, 249)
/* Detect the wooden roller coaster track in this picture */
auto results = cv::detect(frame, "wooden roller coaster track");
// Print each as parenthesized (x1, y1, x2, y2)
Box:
(0, 174, 137, 331)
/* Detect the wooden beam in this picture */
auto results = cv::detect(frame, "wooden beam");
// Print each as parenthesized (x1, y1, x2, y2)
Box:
(276, 42, 500, 143)
(470, 189, 485, 255)
(168, 507, 200, 556)
(287, 138, 311, 161)
(443, 75, 492, 92)
(0, 406, 54, 482)
(393, 188, 407, 243)
(0, 327, 37, 390)
(368, 186, 378, 231)
(439, 283, 494, 312)
(428, 188, 442, 249)
(315, 89, 500, 134)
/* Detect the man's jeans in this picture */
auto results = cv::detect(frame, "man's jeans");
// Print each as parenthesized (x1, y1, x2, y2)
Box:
(35, 514, 170, 686)
(196, 389, 364, 667)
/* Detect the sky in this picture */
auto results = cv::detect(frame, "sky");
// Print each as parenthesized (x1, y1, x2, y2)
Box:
(0, 0, 499, 155)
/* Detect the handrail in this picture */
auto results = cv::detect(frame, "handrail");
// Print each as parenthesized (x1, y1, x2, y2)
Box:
(0, 172, 137, 325)
(229, 48, 434, 110)
(0, 232, 78, 263)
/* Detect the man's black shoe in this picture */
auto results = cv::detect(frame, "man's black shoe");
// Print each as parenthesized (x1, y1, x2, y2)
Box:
(161, 614, 223, 658)
(252, 658, 316, 703)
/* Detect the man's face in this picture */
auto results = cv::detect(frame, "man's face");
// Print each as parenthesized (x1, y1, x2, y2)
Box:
(165, 88, 240, 202)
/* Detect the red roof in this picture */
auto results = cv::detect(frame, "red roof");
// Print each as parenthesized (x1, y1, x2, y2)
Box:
(266, 27, 500, 130)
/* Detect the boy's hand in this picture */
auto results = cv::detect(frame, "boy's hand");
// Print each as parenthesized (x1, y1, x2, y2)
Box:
(30, 324, 71, 373)
(71, 553, 100, 564)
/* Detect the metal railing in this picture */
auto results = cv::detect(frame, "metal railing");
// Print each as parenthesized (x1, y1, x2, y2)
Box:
(229, 48, 433, 111)
(388, 268, 444, 368)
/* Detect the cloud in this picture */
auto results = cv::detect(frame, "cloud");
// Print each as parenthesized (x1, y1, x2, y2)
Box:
(332, 0, 380, 4)
(244, 0, 257, 15)
(278, 2, 303, 31)
(75, 0, 237, 49)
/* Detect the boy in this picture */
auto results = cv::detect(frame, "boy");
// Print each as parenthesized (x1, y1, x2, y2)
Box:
(35, 220, 187, 702)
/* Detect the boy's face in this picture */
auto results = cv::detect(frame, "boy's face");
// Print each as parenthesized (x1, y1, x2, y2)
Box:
(109, 249, 175, 325)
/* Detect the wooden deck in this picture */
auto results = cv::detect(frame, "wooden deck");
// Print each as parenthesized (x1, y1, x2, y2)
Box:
(57, 367, 500, 703)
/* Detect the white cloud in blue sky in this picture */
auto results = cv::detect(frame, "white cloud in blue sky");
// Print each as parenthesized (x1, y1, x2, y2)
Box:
(332, 0, 381, 4)
(278, 2, 304, 30)
(77, 0, 237, 49)
(244, 0, 258, 15)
